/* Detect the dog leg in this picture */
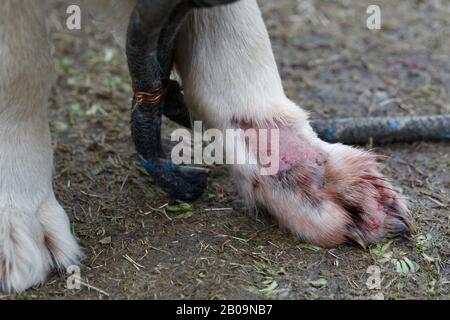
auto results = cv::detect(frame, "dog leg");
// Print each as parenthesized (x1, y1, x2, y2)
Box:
(0, 1, 81, 293)
(175, 0, 413, 247)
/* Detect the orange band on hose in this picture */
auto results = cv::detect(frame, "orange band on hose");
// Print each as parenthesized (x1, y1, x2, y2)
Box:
(133, 81, 171, 106)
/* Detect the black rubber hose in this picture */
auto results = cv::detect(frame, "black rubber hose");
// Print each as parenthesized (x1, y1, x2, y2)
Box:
(312, 115, 450, 145)
(127, 0, 238, 202)
(127, 0, 204, 202)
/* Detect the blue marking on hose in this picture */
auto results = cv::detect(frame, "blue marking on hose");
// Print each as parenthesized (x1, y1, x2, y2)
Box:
(440, 130, 450, 140)
(324, 127, 337, 141)
(140, 159, 156, 173)
(162, 162, 177, 171)
(133, 111, 146, 125)
(140, 158, 178, 173)
(388, 119, 401, 133)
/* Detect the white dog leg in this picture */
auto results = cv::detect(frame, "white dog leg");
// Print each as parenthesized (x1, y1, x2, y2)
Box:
(0, 1, 81, 293)
(175, 0, 412, 247)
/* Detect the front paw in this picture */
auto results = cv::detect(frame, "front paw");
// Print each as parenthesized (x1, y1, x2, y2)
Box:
(235, 123, 413, 248)
(0, 197, 82, 294)
(318, 144, 413, 247)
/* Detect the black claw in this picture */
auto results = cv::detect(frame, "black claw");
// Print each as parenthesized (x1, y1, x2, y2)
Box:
(346, 224, 369, 250)
(386, 205, 414, 236)
(384, 214, 412, 239)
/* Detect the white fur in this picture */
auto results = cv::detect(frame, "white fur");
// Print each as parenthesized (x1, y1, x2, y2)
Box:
(176, 1, 310, 128)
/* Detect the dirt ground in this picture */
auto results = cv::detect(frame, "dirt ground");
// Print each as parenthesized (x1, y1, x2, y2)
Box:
(10, 0, 450, 300)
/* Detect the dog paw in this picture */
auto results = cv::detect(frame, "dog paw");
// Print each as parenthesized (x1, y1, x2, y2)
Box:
(235, 122, 413, 248)
(0, 197, 82, 293)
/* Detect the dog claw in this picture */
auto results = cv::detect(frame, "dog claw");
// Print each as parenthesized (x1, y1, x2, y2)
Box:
(346, 226, 369, 250)
(385, 205, 414, 237)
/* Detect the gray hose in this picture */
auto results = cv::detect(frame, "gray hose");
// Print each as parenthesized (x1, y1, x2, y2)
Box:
(312, 115, 450, 145)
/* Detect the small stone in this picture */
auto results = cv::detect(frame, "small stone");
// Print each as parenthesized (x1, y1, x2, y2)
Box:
(99, 236, 112, 245)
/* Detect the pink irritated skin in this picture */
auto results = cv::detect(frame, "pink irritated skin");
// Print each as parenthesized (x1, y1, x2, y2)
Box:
(238, 121, 413, 248)
(240, 121, 327, 176)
